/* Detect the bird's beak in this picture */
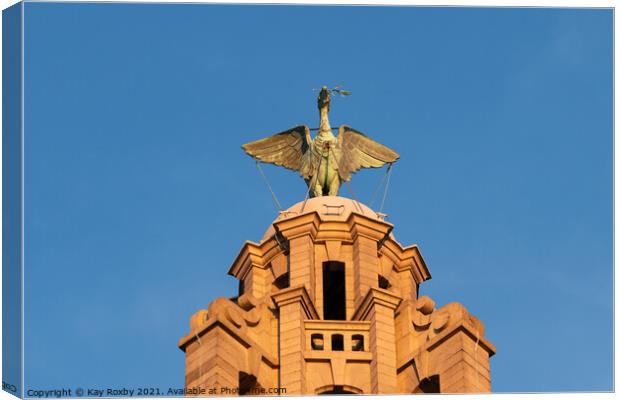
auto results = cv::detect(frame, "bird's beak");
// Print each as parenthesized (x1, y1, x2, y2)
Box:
(318, 87, 330, 109)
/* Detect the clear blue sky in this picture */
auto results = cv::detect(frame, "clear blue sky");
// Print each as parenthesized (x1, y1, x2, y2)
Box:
(23, 3, 612, 393)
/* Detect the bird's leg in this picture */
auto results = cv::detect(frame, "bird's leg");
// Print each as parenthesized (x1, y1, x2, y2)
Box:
(328, 176, 341, 196)
(313, 177, 324, 197)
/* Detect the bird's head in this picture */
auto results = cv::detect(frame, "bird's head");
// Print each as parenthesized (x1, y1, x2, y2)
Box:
(317, 86, 331, 112)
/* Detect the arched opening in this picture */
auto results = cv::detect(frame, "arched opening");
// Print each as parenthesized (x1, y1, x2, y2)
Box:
(319, 386, 355, 394)
(331, 334, 344, 351)
(351, 334, 364, 351)
(311, 333, 324, 350)
(414, 375, 440, 393)
(316, 384, 363, 395)
(323, 261, 346, 320)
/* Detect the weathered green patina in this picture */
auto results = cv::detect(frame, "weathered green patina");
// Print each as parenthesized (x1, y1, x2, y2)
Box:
(242, 87, 400, 197)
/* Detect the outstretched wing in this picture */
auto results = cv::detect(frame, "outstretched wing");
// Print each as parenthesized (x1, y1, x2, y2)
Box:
(336, 125, 400, 181)
(242, 125, 314, 178)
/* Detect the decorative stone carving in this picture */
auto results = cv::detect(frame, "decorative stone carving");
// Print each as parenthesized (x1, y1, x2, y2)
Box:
(410, 296, 487, 343)
(179, 197, 495, 395)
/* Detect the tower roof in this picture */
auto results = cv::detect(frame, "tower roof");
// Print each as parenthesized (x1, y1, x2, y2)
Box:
(228, 195, 430, 286)
(262, 196, 382, 241)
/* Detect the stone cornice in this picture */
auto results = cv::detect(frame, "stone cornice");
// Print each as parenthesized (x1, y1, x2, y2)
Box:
(397, 320, 496, 377)
(178, 315, 279, 367)
(313, 220, 355, 243)
(227, 238, 281, 280)
(274, 212, 321, 241)
(352, 287, 403, 321)
(347, 213, 393, 242)
(380, 240, 431, 284)
(425, 316, 496, 356)
(304, 351, 373, 362)
(229, 209, 429, 284)
(272, 210, 393, 244)
(304, 320, 371, 332)
(271, 285, 319, 319)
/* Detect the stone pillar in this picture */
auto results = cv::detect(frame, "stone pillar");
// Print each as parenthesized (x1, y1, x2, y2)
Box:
(183, 325, 243, 395)
(419, 303, 496, 394)
(350, 217, 391, 311)
(394, 269, 418, 305)
(353, 288, 402, 394)
(353, 235, 379, 311)
(243, 266, 269, 299)
(272, 286, 319, 395)
(228, 241, 279, 301)
(274, 213, 320, 301)
(289, 236, 315, 298)
(431, 330, 493, 393)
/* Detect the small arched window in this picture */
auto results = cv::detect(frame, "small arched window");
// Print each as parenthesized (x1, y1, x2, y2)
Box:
(323, 262, 346, 320)
(311, 333, 324, 350)
(351, 334, 364, 351)
(331, 334, 344, 351)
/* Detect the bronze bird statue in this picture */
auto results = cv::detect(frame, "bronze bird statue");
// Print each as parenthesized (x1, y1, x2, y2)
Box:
(242, 87, 400, 197)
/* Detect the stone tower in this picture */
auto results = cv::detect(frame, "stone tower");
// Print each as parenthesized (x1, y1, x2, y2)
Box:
(178, 196, 495, 395)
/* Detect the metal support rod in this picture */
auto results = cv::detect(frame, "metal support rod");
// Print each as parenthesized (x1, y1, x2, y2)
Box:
(379, 163, 393, 213)
(255, 161, 283, 211)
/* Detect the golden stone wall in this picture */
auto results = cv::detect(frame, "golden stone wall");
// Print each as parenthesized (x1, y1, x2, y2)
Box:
(178, 196, 495, 395)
